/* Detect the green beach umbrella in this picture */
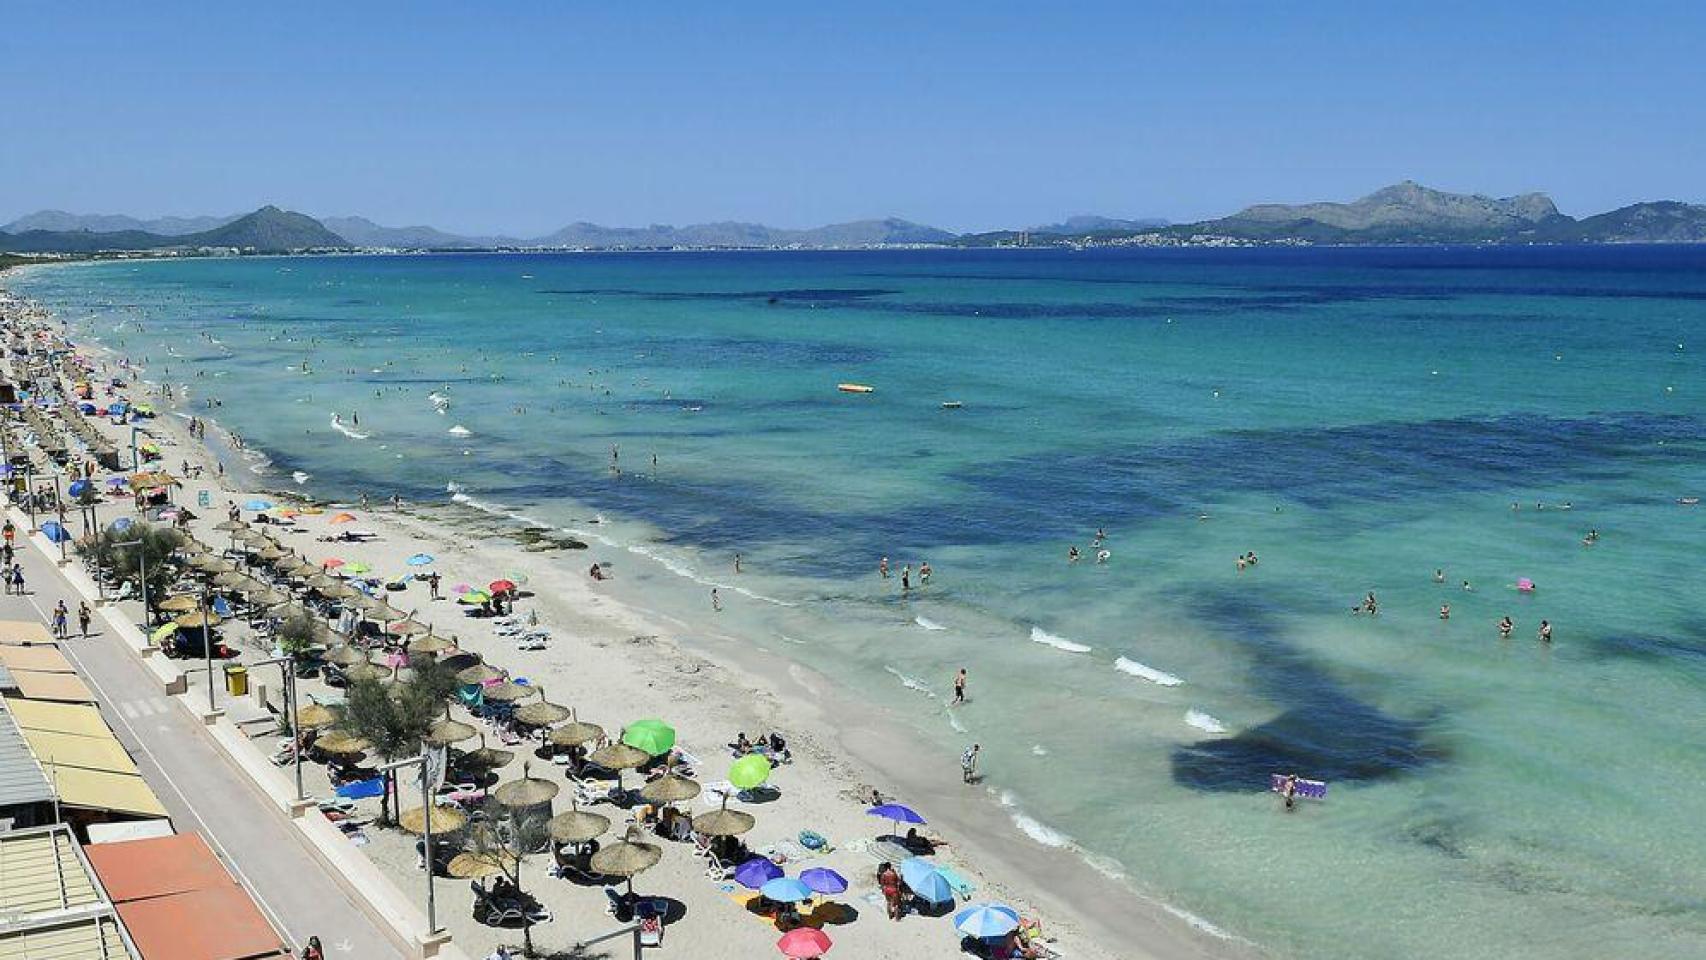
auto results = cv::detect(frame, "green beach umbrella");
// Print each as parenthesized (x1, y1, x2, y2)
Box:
(729, 753, 772, 791)
(344, 561, 371, 574)
(149, 623, 178, 643)
(458, 589, 490, 605)
(622, 718, 676, 757)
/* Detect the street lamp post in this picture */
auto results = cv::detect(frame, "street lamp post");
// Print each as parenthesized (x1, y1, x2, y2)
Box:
(50, 472, 66, 564)
(250, 654, 305, 801)
(111, 538, 149, 631)
(381, 748, 441, 937)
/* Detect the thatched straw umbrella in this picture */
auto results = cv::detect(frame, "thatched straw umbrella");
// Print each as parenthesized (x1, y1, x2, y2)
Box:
(296, 703, 337, 729)
(480, 681, 531, 703)
(590, 826, 662, 894)
(407, 633, 457, 656)
(456, 663, 504, 686)
(494, 762, 561, 809)
(639, 774, 701, 806)
(398, 804, 468, 835)
(315, 730, 370, 755)
(323, 644, 370, 667)
(156, 594, 202, 613)
(548, 802, 611, 844)
(446, 851, 515, 879)
(691, 808, 756, 837)
(425, 710, 478, 747)
(548, 716, 605, 748)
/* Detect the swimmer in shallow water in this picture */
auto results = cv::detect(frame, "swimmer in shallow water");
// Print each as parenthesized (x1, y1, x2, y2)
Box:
(1498, 616, 1513, 639)
(1067, 546, 1081, 563)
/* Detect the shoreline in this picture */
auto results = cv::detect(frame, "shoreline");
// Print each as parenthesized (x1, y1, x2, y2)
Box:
(6, 265, 1258, 960)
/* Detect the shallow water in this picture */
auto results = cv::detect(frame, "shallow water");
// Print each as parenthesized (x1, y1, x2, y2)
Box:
(15, 247, 1706, 959)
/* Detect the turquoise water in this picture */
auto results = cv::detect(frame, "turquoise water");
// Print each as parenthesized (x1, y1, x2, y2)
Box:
(14, 248, 1706, 959)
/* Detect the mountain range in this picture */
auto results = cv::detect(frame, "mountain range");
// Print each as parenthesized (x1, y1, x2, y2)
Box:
(3, 183, 1705, 254)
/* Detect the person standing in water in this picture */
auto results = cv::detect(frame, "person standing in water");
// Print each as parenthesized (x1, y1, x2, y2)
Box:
(919, 560, 931, 584)
(733, 553, 742, 574)
(961, 743, 980, 784)
(711, 588, 722, 612)
(1440, 603, 1451, 620)
(1498, 616, 1513, 639)
(900, 565, 911, 593)
(879, 556, 889, 579)
(1279, 773, 1299, 812)
(1538, 620, 1553, 643)
(952, 668, 967, 706)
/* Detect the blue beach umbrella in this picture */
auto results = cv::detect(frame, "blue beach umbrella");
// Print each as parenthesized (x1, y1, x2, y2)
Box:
(406, 553, 435, 566)
(799, 867, 847, 895)
(760, 877, 815, 904)
(900, 858, 954, 906)
(68, 479, 90, 498)
(734, 857, 783, 890)
(866, 803, 925, 834)
(107, 517, 134, 534)
(244, 499, 274, 511)
(954, 902, 1020, 938)
(40, 521, 73, 544)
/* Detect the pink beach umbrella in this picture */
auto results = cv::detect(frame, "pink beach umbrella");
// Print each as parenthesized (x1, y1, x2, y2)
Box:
(777, 928, 832, 959)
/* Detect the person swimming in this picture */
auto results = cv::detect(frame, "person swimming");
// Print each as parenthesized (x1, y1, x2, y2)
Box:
(1434, 568, 1446, 583)
(1498, 616, 1513, 639)
(1067, 546, 1081, 562)
(1440, 603, 1450, 620)
(1538, 620, 1553, 643)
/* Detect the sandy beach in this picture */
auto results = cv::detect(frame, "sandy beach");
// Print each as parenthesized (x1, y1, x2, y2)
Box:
(2, 269, 1252, 960)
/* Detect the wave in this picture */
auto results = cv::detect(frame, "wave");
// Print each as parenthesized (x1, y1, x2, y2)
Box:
(997, 791, 1071, 848)
(329, 415, 369, 440)
(883, 665, 936, 699)
(913, 616, 947, 631)
(448, 424, 472, 437)
(946, 710, 967, 733)
(1113, 656, 1183, 686)
(1030, 744, 1049, 756)
(624, 542, 796, 607)
(1029, 626, 1091, 653)
(444, 481, 549, 527)
(1185, 709, 1227, 734)
(292, 471, 312, 486)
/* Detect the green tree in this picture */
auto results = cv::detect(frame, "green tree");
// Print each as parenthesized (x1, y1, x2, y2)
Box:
(275, 610, 320, 661)
(332, 660, 453, 824)
(78, 523, 180, 622)
(466, 799, 551, 957)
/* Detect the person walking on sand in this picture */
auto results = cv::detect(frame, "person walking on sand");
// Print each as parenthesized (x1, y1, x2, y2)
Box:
(78, 602, 92, 638)
(428, 571, 441, 600)
(952, 668, 967, 706)
(961, 743, 981, 783)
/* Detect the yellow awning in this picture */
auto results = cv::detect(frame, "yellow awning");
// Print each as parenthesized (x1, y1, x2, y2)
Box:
(0, 645, 73, 672)
(3, 697, 111, 738)
(21, 728, 140, 777)
(8, 672, 96, 703)
(0, 619, 56, 646)
(42, 764, 167, 818)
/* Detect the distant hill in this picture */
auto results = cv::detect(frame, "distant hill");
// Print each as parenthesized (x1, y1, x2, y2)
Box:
(1030, 215, 1168, 235)
(1184, 181, 1569, 243)
(533, 217, 953, 249)
(321, 216, 505, 249)
(0, 205, 348, 253)
(1548, 201, 1706, 244)
(3, 210, 242, 236)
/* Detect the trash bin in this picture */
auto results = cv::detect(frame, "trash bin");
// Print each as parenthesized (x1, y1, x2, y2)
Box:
(224, 664, 248, 696)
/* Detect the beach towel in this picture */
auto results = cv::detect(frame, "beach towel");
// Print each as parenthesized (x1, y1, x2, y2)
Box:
(936, 864, 977, 897)
(335, 777, 385, 799)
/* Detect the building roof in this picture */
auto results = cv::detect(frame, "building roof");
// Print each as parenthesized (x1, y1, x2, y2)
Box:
(114, 887, 287, 960)
(6, 698, 167, 818)
(81, 834, 227, 903)
(0, 619, 56, 646)
(9, 670, 96, 703)
(0, 702, 53, 810)
(0, 824, 137, 960)
(0, 644, 74, 673)
(3, 698, 110, 738)
(86, 834, 288, 960)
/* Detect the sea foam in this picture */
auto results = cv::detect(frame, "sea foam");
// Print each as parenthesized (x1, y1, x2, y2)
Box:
(913, 616, 947, 631)
(1114, 656, 1183, 686)
(1029, 627, 1091, 653)
(1185, 709, 1227, 734)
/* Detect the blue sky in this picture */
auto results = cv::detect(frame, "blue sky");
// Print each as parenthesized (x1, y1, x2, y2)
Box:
(2, 2, 1700, 234)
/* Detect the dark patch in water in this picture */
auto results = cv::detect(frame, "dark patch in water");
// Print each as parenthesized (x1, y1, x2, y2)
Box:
(1168, 590, 1447, 791)
(536, 287, 897, 302)
(624, 336, 881, 367)
(1588, 631, 1706, 668)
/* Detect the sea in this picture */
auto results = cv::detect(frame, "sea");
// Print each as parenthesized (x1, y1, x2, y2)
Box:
(12, 246, 1706, 960)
